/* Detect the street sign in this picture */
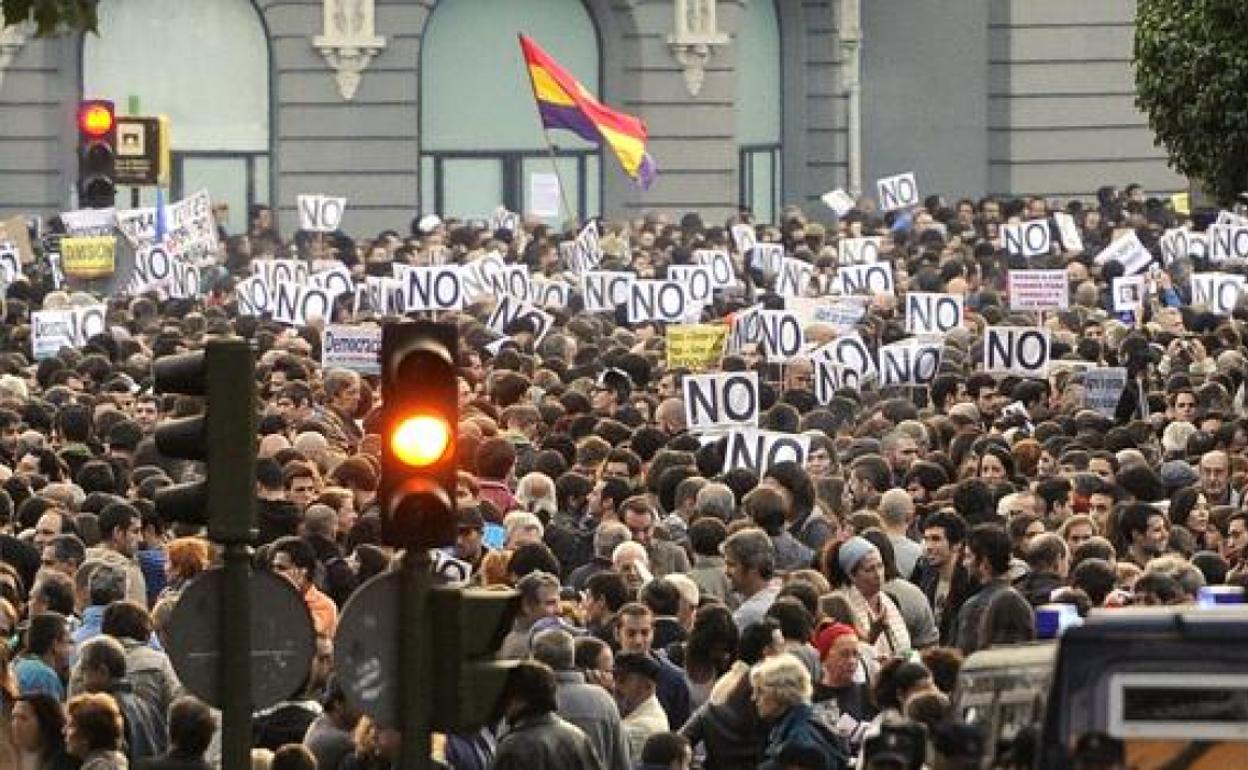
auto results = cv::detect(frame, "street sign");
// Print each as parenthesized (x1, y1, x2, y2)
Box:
(115, 116, 169, 186)
(165, 567, 315, 709)
(334, 570, 402, 726)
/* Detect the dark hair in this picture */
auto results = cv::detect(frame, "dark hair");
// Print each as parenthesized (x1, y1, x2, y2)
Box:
(574, 636, 610, 672)
(66, 693, 124, 752)
(15, 692, 68, 759)
(738, 618, 781, 665)
(270, 536, 317, 575)
(97, 501, 138, 540)
(509, 542, 561, 580)
(585, 571, 629, 613)
(501, 660, 559, 719)
(167, 695, 216, 755)
(922, 509, 968, 545)
(978, 588, 1036, 648)
(689, 516, 728, 557)
(640, 578, 681, 617)
(24, 612, 67, 657)
(684, 603, 738, 682)
(641, 732, 691, 765)
(966, 523, 1012, 576)
(101, 600, 153, 643)
(766, 597, 815, 642)
(1071, 558, 1117, 606)
(763, 462, 816, 518)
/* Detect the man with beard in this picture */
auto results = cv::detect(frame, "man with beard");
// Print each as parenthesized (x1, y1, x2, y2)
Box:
(1117, 503, 1170, 568)
(912, 510, 973, 644)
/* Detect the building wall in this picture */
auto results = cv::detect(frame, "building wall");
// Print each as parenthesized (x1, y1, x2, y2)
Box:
(779, 0, 845, 217)
(987, 0, 1185, 198)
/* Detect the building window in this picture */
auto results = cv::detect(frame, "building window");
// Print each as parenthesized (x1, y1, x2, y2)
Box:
(735, 0, 782, 223)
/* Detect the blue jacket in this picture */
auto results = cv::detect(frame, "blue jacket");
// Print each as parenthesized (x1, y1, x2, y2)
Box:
(760, 703, 850, 770)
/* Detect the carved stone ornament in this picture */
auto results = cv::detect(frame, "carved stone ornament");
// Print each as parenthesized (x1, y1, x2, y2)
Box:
(0, 18, 31, 93)
(667, 0, 727, 97)
(312, 0, 385, 101)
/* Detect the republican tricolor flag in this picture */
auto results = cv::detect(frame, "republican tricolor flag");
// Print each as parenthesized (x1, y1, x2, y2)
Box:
(520, 34, 657, 189)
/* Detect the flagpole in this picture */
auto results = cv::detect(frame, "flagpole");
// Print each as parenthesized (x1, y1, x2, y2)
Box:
(519, 33, 578, 230)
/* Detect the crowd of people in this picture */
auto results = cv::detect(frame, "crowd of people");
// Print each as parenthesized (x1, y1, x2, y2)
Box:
(0, 180, 1241, 770)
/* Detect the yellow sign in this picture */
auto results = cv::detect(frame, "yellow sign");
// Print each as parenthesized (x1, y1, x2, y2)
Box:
(667, 324, 728, 371)
(1171, 191, 1191, 216)
(62, 236, 116, 279)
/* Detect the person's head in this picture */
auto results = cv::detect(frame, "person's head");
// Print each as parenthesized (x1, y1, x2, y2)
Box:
(613, 651, 661, 714)
(498, 660, 559, 723)
(962, 523, 1012, 581)
(813, 622, 859, 687)
(166, 695, 216, 757)
(978, 588, 1036, 649)
(614, 602, 655, 654)
(639, 732, 693, 770)
(79, 635, 127, 692)
(749, 652, 813, 722)
(100, 600, 153, 643)
(531, 628, 577, 672)
(269, 536, 318, 592)
(721, 527, 776, 595)
(922, 509, 967, 569)
(166, 536, 212, 584)
(271, 744, 318, 770)
(825, 535, 886, 598)
(25, 612, 72, 669)
(612, 541, 651, 592)
(10, 692, 68, 756)
(621, 495, 658, 547)
(65, 692, 124, 757)
(1118, 503, 1170, 559)
(40, 533, 86, 577)
(516, 570, 562, 622)
(1199, 450, 1230, 499)
(97, 502, 141, 557)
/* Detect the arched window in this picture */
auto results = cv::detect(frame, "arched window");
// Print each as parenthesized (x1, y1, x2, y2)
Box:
(421, 0, 601, 223)
(736, 0, 782, 224)
(83, 0, 270, 230)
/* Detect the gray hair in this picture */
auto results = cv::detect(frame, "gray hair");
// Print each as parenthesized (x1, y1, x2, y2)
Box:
(749, 653, 813, 709)
(304, 504, 338, 538)
(594, 522, 631, 559)
(721, 528, 775, 579)
(695, 483, 736, 521)
(516, 571, 561, 604)
(877, 488, 914, 528)
(531, 628, 576, 671)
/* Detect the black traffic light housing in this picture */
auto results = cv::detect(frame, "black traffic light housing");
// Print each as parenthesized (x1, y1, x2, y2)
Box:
(429, 586, 521, 732)
(380, 321, 459, 551)
(153, 338, 256, 542)
(77, 99, 117, 209)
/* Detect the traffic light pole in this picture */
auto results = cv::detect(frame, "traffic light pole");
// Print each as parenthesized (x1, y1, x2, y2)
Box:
(220, 541, 252, 770)
(400, 548, 434, 770)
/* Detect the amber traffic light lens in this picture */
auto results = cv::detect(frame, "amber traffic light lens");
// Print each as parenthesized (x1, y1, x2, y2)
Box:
(391, 414, 452, 467)
(80, 104, 114, 137)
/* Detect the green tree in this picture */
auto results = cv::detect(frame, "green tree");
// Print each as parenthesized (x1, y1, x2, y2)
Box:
(1135, 0, 1248, 204)
(3, 0, 99, 36)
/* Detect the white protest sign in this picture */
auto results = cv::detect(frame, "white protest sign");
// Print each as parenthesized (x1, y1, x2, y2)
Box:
(813, 360, 862, 404)
(984, 327, 1050, 377)
(788, 296, 867, 331)
(1083, 367, 1127, 419)
(682, 372, 759, 431)
(529, 173, 561, 218)
(905, 293, 964, 335)
(271, 281, 333, 326)
(876, 172, 919, 211)
(721, 429, 811, 476)
(694, 249, 737, 289)
(776, 258, 815, 298)
(393, 265, 464, 311)
(460, 252, 508, 301)
(1007, 270, 1069, 311)
(581, 271, 634, 312)
(840, 237, 881, 265)
(131, 243, 203, 297)
(749, 243, 785, 277)
(1094, 230, 1152, 275)
(813, 332, 877, 382)
(489, 206, 522, 234)
(1002, 220, 1052, 258)
(1053, 212, 1084, 253)
(297, 195, 347, 233)
(757, 310, 804, 362)
(727, 304, 763, 354)
(878, 340, 942, 387)
(529, 278, 571, 308)
(117, 190, 219, 262)
(236, 275, 272, 316)
(0, 242, 21, 283)
(321, 324, 381, 375)
(1216, 210, 1248, 227)
(60, 208, 117, 237)
(484, 265, 531, 302)
(668, 265, 715, 304)
(487, 294, 553, 342)
(73, 305, 107, 344)
(628, 280, 689, 324)
(821, 188, 856, 216)
(570, 221, 603, 273)
(31, 310, 78, 360)
(165, 258, 201, 299)
(838, 262, 894, 296)
(1208, 225, 1248, 262)
(731, 224, 757, 254)
(1160, 229, 1208, 265)
(1190, 272, 1246, 316)
(1112, 275, 1146, 312)
(253, 259, 310, 288)
(310, 265, 354, 300)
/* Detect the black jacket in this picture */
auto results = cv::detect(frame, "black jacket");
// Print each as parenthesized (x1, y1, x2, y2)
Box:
(305, 533, 357, 606)
(911, 558, 974, 646)
(255, 498, 301, 546)
(1013, 570, 1064, 608)
(491, 712, 604, 770)
(136, 750, 213, 770)
(680, 677, 768, 770)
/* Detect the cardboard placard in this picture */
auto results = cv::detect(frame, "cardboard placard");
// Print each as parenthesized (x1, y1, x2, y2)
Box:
(1112, 275, 1146, 312)
(983, 327, 1050, 377)
(1190, 272, 1246, 316)
(297, 195, 347, 233)
(821, 188, 856, 216)
(905, 292, 964, 335)
(694, 249, 737, 288)
(394, 265, 465, 311)
(876, 172, 919, 211)
(878, 340, 942, 386)
(757, 310, 805, 362)
(321, 324, 382, 375)
(627, 280, 689, 324)
(840, 237, 881, 265)
(668, 265, 716, 304)
(775, 258, 815, 298)
(271, 281, 333, 326)
(1002, 220, 1052, 258)
(666, 324, 728, 371)
(487, 294, 553, 343)
(1094, 230, 1152, 275)
(813, 359, 862, 404)
(1083, 367, 1127, 419)
(721, 429, 811, 476)
(1008, 270, 1069, 312)
(61, 236, 116, 279)
(838, 262, 895, 296)
(581, 270, 634, 313)
(682, 371, 759, 431)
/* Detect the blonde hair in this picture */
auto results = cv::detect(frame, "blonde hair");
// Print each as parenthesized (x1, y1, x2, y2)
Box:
(749, 653, 813, 709)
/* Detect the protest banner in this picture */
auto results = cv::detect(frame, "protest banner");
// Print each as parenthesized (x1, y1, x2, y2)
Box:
(487, 294, 553, 343)
(878, 341, 942, 387)
(726, 305, 763, 354)
(813, 359, 862, 404)
(1002, 221, 1052, 258)
(731, 223, 757, 254)
(61, 236, 116, 279)
(694, 249, 736, 288)
(1094, 230, 1152, 275)
(569, 221, 602, 273)
(905, 293, 963, 336)
(253, 259, 310, 288)
(321, 324, 382, 375)
(394, 265, 464, 311)
(0, 242, 19, 284)
(60, 208, 116, 238)
(117, 190, 219, 262)
(758, 310, 804, 362)
(749, 243, 785, 277)
(1208, 225, 1248, 262)
(460, 252, 508, 301)
(682, 372, 759, 431)
(1190, 272, 1246, 316)
(668, 265, 715, 303)
(666, 324, 728, 371)
(271, 282, 333, 327)
(31, 310, 77, 360)
(582, 270, 634, 312)
(297, 195, 347, 233)
(838, 262, 894, 296)
(984, 327, 1050, 378)
(310, 264, 354, 300)
(839, 237, 880, 265)
(0, 215, 35, 263)
(1112, 275, 1146, 312)
(821, 188, 856, 216)
(236, 275, 272, 316)
(627, 280, 689, 324)
(721, 429, 811, 476)
(787, 295, 866, 331)
(529, 278, 570, 308)
(1083, 367, 1128, 419)
(1008, 270, 1068, 311)
(1053, 212, 1083, 253)
(812, 332, 877, 382)
(877, 172, 919, 211)
(775, 258, 814, 298)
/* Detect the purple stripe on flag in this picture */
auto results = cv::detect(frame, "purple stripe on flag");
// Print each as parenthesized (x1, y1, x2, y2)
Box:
(537, 101, 601, 144)
(636, 153, 658, 190)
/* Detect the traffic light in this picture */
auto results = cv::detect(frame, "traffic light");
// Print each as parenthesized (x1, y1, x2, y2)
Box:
(152, 338, 257, 542)
(379, 321, 458, 550)
(77, 99, 117, 208)
(429, 586, 521, 732)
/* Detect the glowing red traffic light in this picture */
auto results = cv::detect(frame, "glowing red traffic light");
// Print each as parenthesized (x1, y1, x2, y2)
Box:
(391, 413, 453, 467)
(79, 103, 114, 138)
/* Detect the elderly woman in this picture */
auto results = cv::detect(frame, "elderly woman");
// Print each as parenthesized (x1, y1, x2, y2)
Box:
(65, 693, 127, 770)
(822, 536, 911, 660)
(750, 653, 850, 770)
(159, 537, 212, 603)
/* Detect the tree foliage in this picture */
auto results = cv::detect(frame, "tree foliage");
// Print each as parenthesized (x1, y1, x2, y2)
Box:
(1135, 0, 1248, 204)
(2, 0, 99, 36)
